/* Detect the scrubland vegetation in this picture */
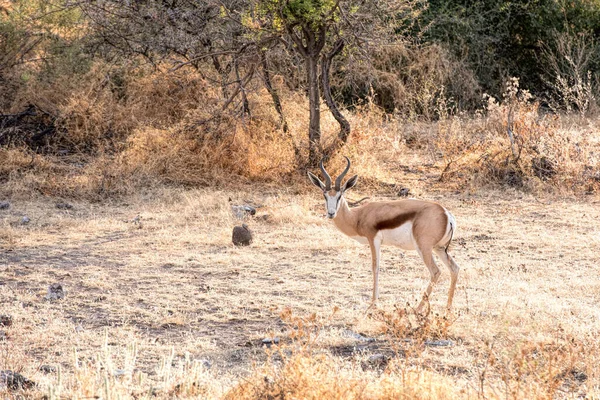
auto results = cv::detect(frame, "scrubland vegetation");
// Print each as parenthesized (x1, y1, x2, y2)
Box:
(1, 0, 600, 398)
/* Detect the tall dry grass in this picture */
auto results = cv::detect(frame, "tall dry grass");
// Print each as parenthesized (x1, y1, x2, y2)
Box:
(435, 78, 600, 194)
(1, 61, 600, 201)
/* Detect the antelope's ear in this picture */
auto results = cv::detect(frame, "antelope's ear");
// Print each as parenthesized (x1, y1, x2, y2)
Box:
(307, 171, 326, 190)
(342, 175, 358, 191)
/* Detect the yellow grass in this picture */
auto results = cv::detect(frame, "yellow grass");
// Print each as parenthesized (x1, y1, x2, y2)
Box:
(2, 63, 600, 399)
(2, 163, 600, 398)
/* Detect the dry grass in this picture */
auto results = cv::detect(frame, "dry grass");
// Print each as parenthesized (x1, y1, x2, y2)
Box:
(1, 160, 600, 398)
(2, 60, 600, 399)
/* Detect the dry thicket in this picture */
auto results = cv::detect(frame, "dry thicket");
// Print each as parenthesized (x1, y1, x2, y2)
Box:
(1, 61, 599, 200)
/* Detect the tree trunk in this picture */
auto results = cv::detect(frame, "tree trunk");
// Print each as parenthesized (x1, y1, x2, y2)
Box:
(234, 59, 250, 116)
(261, 51, 303, 166)
(260, 51, 288, 133)
(307, 54, 321, 167)
(321, 39, 350, 158)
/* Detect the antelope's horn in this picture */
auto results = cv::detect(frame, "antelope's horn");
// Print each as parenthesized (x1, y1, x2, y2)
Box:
(319, 158, 332, 190)
(335, 156, 351, 190)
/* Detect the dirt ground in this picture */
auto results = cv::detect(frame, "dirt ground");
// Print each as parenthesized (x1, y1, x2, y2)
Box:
(2, 170, 600, 397)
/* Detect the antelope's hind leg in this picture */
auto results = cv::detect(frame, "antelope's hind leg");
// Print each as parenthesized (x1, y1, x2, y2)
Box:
(434, 247, 460, 312)
(415, 246, 441, 313)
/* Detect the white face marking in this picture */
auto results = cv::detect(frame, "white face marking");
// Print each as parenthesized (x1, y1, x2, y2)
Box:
(324, 191, 342, 218)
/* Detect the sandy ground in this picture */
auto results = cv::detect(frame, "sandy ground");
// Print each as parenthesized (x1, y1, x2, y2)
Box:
(1, 178, 600, 398)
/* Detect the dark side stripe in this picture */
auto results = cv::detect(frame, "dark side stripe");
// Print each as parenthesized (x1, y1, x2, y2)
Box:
(374, 211, 417, 231)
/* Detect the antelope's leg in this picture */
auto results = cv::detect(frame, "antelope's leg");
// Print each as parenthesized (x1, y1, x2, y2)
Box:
(368, 237, 382, 303)
(434, 248, 460, 312)
(416, 247, 441, 312)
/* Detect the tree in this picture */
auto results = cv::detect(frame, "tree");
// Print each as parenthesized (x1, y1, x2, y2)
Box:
(235, 0, 418, 166)
(81, 0, 417, 168)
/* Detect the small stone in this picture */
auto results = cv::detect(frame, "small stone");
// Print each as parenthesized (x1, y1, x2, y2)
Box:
(232, 205, 257, 219)
(398, 188, 410, 197)
(0, 202, 9, 210)
(361, 354, 389, 370)
(0, 370, 36, 390)
(425, 339, 453, 347)
(341, 330, 375, 343)
(113, 369, 127, 378)
(232, 224, 253, 246)
(0, 315, 12, 327)
(262, 337, 280, 347)
(56, 202, 73, 210)
(39, 365, 56, 374)
(198, 359, 212, 369)
(20, 216, 30, 225)
(0, 331, 6, 341)
(45, 283, 65, 301)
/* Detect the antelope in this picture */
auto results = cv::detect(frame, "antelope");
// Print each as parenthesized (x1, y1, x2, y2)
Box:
(308, 157, 460, 312)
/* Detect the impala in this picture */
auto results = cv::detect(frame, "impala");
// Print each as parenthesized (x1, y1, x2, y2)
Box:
(308, 157, 460, 312)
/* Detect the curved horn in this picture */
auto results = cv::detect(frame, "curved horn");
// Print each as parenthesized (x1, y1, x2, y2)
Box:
(319, 158, 332, 190)
(335, 156, 351, 190)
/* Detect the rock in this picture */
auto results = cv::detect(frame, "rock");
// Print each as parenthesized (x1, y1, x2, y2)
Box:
(0, 315, 12, 327)
(341, 330, 375, 343)
(398, 188, 410, 197)
(0, 331, 6, 341)
(232, 224, 253, 246)
(20, 216, 30, 225)
(56, 202, 73, 210)
(130, 215, 143, 229)
(113, 369, 127, 378)
(39, 365, 56, 374)
(45, 283, 65, 301)
(262, 337, 280, 347)
(0, 370, 36, 390)
(198, 359, 212, 369)
(0, 201, 9, 210)
(231, 205, 257, 219)
(361, 354, 389, 370)
(425, 339, 453, 347)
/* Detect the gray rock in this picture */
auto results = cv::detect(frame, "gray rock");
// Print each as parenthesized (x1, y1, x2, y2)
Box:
(20, 216, 30, 225)
(232, 224, 253, 246)
(231, 205, 257, 219)
(262, 337, 280, 347)
(113, 369, 127, 378)
(39, 365, 56, 374)
(0, 331, 6, 341)
(361, 354, 389, 370)
(398, 188, 410, 197)
(0, 315, 12, 327)
(425, 339, 453, 347)
(45, 283, 65, 301)
(0, 370, 35, 390)
(56, 202, 73, 210)
(341, 329, 375, 343)
(198, 359, 212, 369)
(0, 201, 9, 210)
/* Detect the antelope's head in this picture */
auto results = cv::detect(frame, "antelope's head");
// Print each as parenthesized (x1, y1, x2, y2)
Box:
(307, 156, 358, 219)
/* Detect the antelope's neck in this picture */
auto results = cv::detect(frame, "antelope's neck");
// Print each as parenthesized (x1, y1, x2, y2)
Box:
(333, 197, 359, 237)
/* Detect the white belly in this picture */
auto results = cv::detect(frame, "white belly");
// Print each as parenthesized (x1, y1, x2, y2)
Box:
(350, 236, 369, 245)
(381, 223, 415, 250)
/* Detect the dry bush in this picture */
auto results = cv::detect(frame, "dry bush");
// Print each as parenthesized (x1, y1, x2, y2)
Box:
(436, 78, 600, 193)
(3, 56, 600, 199)
(360, 43, 480, 119)
(224, 308, 460, 400)
(541, 31, 599, 116)
(223, 352, 460, 400)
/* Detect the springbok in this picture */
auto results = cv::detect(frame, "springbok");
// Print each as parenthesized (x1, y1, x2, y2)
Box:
(308, 157, 460, 312)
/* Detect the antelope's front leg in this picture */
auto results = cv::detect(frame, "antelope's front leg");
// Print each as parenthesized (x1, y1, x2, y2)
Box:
(368, 237, 382, 304)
